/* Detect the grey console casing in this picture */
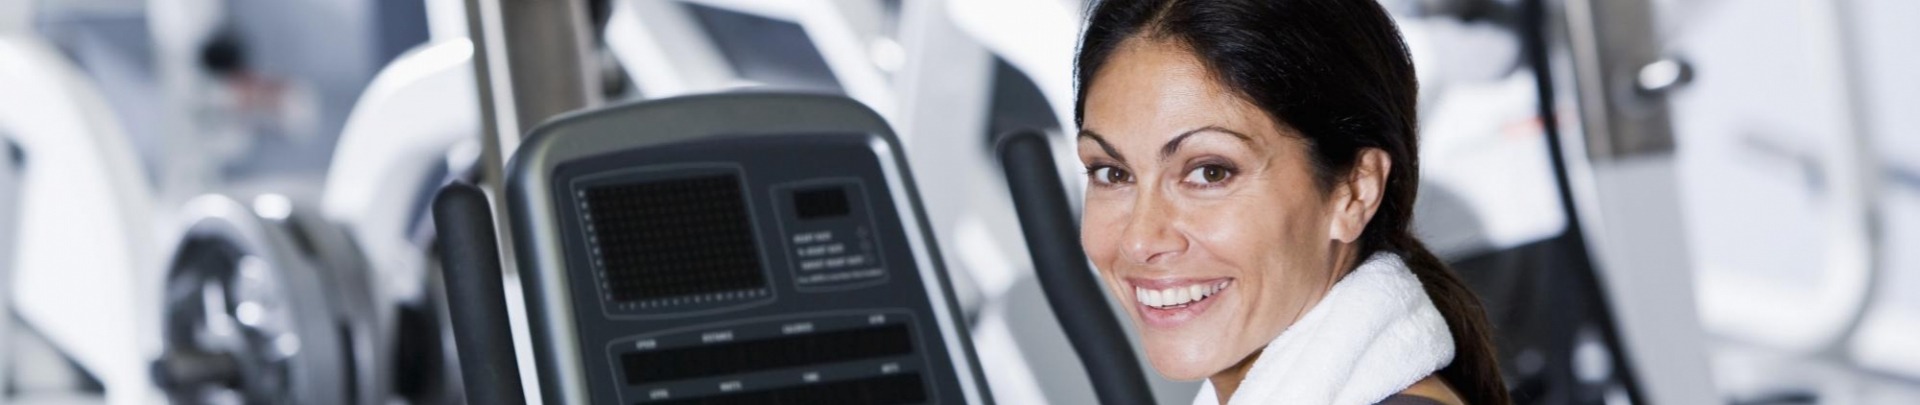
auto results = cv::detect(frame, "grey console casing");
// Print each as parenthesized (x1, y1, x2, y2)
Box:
(504, 93, 990, 405)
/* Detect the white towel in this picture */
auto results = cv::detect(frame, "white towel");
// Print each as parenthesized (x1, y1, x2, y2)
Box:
(1191, 252, 1454, 405)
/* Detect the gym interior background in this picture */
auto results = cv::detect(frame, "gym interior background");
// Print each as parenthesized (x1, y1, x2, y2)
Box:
(1, 0, 1917, 404)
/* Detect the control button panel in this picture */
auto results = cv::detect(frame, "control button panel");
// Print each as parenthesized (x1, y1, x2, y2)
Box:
(772, 180, 888, 290)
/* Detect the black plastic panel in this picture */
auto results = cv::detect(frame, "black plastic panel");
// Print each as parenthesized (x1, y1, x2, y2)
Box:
(647, 373, 927, 405)
(791, 187, 851, 220)
(771, 180, 888, 290)
(583, 173, 767, 304)
(546, 132, 968, 405)
(621, 324, 912, 385)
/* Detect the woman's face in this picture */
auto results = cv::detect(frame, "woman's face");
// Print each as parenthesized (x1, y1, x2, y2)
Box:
(1079, 39, 1346, 380)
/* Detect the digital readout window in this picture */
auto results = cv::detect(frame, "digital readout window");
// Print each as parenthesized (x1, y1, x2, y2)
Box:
(583, 174, 767, 304)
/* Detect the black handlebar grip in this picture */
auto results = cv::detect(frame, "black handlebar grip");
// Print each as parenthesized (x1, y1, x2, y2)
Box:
(431, 183, 528, 405)
(995, 130, 1158, 405)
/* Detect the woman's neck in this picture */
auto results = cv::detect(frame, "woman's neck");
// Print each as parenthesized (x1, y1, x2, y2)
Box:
(1209, 348, 1265, 404)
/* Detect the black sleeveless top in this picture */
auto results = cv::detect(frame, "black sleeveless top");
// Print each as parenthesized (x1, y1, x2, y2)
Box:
(1374, 394, 1447, 405)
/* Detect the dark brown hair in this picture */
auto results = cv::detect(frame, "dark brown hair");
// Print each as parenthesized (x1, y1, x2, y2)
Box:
(1073, 1, 1510, 404)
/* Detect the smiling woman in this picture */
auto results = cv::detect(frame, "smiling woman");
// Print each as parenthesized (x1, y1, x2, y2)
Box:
(1072, 1, 1509, 405)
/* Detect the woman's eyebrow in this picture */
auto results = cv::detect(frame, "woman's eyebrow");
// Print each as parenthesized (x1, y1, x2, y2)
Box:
(1077, 130, 1128, 164)
(1161, 125, 1254, 160)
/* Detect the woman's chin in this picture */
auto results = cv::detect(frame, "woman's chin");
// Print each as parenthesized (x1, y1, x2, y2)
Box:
(1131, 285, 1244, 381)
(1140, 327, 1242, 381)
(1145, 348, 1231, 381)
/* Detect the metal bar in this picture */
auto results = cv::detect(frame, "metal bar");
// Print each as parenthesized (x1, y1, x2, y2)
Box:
(1807, 0, 1881, 359)
(461, 0, 604, 403)
(995, 130, 1156, 405)
(1562, 0, 1674, 159)
(1520, 2, 1647, 403)
(433, 183, 528, 405)
(1548, 0, 1722, 403)
(465, 0, 603, 188)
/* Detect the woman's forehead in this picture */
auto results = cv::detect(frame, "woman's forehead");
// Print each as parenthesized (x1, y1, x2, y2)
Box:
(1081, 39, 1279, 148)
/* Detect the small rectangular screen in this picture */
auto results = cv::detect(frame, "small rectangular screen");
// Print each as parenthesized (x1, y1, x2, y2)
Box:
(792, 187, 850, 220)
(583, 174, 766, 303)
(622, 324, 913, 385)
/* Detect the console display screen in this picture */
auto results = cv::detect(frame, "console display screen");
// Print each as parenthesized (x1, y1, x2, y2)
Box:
(621, 324, 913, 385)
(792, 186, 851, 220)
(583, 174, 767, 303)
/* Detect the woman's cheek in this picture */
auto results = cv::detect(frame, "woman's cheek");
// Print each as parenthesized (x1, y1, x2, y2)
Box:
(1079, 199, 1141, 323)
(1180, 199, 1254, 254)
(1079, 198, 1127, 266)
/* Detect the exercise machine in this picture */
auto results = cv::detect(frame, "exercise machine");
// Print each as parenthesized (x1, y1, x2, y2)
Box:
(0, 35, 164, 405)
(145, 37, 483, 405)
(434, 93, 1001, 404)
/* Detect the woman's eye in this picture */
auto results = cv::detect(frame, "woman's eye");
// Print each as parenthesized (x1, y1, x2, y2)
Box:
(1183, 164, 1232, 185)
(1089, 166, 1132, 185)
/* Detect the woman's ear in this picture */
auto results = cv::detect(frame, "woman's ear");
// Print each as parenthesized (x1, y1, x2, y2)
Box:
(1328, 148, 1392, 244)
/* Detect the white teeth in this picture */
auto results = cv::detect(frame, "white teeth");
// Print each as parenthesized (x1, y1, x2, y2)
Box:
(1135, 281, 1230, 309)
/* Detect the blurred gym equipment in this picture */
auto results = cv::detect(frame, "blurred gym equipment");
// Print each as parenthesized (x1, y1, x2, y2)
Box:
(146, 36, 485, 405)
(0, 35, 164, 405)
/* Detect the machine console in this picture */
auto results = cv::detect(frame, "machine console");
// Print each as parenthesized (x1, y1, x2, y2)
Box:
(501, 93, 988, 405)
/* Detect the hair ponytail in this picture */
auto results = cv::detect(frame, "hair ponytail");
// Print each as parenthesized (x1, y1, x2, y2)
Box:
(1393, 234, 1510, 405)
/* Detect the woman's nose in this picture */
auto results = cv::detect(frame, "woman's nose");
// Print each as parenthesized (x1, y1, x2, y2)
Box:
(1120, 194, 1186, 265)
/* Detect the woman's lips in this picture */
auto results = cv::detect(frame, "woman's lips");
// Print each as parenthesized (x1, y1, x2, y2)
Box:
(1127, 278, 1232, 328)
